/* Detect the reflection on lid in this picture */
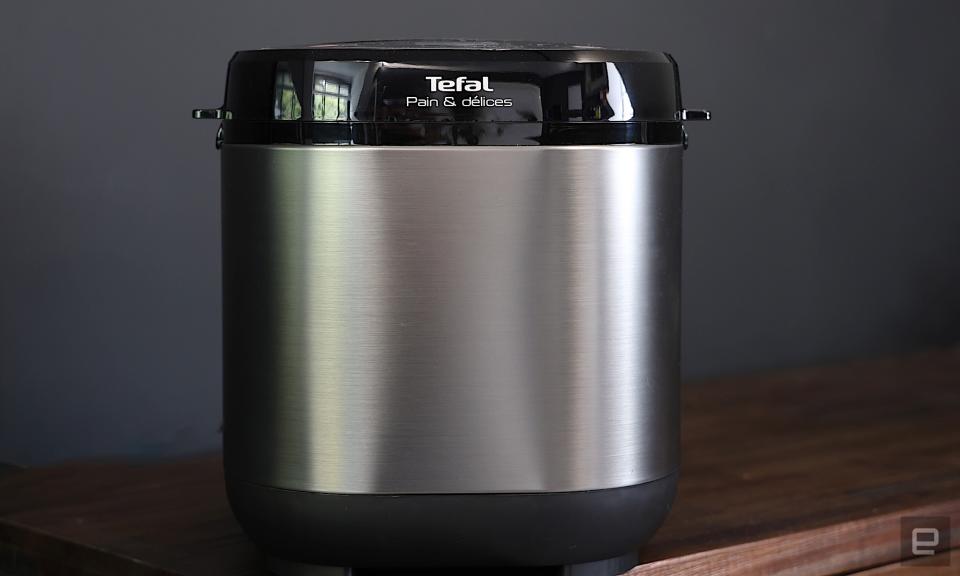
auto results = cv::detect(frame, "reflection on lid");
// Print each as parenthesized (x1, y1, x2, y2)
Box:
(301, 39, 605, 50)
(604, 63, 634, 121)
(314, 75, 350, 121)
(274, 63, 302, 120)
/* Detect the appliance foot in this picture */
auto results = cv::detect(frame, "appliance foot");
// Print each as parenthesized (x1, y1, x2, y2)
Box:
(560, 551, 639, 576)
(266, 557, 352, 576)
(266, 551, 639, 576)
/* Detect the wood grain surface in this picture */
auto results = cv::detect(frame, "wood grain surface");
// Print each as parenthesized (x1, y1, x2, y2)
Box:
(1, 346, 959, 576)
(630, 345, 960, 575)
(851, 549, 960, 574)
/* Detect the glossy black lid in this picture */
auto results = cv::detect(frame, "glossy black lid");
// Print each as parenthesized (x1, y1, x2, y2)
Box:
(195, 40, 709, 145)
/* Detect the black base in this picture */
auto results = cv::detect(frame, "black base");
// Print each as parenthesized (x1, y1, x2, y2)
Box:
(265, 552, 640, 576)
(227, 474, 676, 569)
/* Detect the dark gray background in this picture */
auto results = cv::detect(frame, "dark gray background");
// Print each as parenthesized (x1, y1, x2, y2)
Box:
(2, 0, 958, 466)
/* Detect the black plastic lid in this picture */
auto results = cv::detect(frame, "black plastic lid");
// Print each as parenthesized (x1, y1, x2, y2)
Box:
(194, 40, 709, 146)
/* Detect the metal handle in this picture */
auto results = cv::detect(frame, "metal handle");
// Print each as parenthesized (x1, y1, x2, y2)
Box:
(193, 109, 226, 150)
(677, 109, 710, 149)
(192, 108, 226, 120)
(677, 109, 711, 121)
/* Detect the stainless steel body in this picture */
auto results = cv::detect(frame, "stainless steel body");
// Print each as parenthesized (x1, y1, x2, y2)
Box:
(222, 144, 682, 495)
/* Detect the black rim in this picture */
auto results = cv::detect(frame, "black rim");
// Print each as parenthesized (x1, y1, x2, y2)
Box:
(222, 120, 684, 146)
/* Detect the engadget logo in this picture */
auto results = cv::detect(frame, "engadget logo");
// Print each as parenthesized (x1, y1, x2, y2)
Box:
(425, 76, 494, 92)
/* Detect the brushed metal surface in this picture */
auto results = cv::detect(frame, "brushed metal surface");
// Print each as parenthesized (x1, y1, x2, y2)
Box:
(222, 144, 682, 494)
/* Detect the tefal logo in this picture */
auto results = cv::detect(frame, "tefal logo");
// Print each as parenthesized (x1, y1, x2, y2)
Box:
(425, 76, 494, 92)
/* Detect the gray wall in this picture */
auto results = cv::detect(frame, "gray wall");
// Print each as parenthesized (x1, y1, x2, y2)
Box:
(1, 0, 958, 466)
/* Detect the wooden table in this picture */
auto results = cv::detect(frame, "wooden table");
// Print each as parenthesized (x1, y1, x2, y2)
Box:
(2, 347, 959, 575)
